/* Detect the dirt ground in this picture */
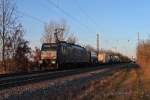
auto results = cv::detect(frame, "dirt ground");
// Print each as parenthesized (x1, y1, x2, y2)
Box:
(1, 63, 150, 100)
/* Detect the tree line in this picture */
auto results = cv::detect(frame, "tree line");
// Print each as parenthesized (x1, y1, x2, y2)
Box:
(0, 0, 31, 73)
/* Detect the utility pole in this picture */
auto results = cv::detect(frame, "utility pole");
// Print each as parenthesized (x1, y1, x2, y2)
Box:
(97, 33, 99, 54)
(2, 0, 6, 71)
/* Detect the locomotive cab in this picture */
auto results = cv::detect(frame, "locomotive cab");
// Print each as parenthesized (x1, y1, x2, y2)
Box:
(40, 43, 57, 68)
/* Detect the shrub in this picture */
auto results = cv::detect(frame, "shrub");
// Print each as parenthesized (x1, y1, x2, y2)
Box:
(137, 39, 150, 67)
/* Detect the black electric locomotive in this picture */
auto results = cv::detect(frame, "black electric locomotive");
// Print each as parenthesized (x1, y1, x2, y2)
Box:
(40, 41, 91, 69)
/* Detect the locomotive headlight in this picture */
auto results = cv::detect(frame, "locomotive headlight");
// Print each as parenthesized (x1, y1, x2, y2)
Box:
(51, 60, 56, 64)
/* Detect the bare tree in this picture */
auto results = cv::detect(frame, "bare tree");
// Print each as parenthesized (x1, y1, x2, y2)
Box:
(67, 33, 78, 44)
(41, 20, 69, 43)
(0, 0, 30, 73)
(10, 24, 24, 58)
(0, 0, 17, 71)
(14, 41, 31, 72)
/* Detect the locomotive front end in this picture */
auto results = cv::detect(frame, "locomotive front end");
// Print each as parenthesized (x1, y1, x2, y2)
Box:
(40, 43, 57, 68)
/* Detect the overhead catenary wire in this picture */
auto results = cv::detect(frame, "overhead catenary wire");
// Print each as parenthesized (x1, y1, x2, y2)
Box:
(39, 0, 89, 34)
(17, 0, 96, 46)
(18, 11, 46, 24)
(75, 0, 98, 28)
(45, 0, 94, 33)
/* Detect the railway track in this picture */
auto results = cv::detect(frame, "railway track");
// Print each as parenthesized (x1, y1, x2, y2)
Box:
(0, 63, 133, 90)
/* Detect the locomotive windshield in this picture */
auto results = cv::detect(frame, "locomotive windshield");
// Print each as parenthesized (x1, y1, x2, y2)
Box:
(41, 43, 57, 51)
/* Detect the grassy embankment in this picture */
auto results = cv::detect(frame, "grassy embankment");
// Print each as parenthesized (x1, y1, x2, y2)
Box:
(137, 40, 150, 80)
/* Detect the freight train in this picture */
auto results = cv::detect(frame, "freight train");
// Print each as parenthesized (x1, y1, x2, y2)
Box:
(39, 41, 131, 69)
(98, 51, 131, 64)
(39, 41, 91, 69)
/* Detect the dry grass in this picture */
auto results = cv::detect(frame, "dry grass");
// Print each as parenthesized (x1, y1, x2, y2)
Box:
(137, 40, 150, 80)
(137, 41, 150, 66)
(0, 59, 35, 74)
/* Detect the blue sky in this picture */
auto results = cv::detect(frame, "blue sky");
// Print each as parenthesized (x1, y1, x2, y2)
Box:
(16, 0, 150, 58)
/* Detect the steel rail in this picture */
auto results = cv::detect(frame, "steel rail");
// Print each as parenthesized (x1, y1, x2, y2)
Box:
(0, 63, 132, 90)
